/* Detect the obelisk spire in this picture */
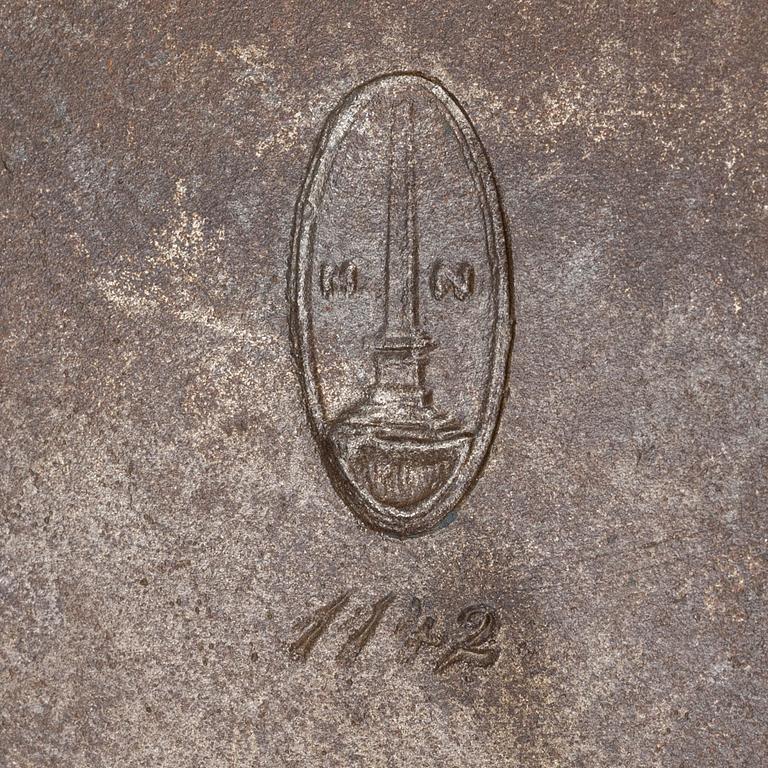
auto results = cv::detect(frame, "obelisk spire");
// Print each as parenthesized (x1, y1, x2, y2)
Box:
(381, 101, 428, 347)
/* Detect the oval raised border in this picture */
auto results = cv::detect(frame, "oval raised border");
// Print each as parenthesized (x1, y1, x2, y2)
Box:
(289, 72, 513, 537)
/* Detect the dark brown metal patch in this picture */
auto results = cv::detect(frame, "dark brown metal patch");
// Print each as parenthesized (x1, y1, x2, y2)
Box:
(290, 73, 512, 536)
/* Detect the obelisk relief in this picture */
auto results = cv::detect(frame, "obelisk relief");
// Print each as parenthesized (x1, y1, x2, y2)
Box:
(294, 73, 510, 534)
(335, 99, 462, 441)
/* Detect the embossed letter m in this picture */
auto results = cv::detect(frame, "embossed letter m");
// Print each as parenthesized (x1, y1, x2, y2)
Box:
(320, 260, 358, 298)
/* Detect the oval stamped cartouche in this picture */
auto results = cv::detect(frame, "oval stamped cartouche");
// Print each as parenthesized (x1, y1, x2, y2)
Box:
(290, 72, 512, 537)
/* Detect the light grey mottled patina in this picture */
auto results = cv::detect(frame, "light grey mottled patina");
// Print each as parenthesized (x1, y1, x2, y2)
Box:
(1, 2, 766, 767)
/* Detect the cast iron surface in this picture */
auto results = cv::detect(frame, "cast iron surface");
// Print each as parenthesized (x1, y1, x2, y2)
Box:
(1, 2, 766, 766)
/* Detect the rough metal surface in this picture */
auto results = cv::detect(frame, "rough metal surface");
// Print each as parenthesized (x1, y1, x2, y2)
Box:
(1, 2, 766, 766)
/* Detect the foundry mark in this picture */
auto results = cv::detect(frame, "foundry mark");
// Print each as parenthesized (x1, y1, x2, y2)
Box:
(290, 73, 512, 536)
